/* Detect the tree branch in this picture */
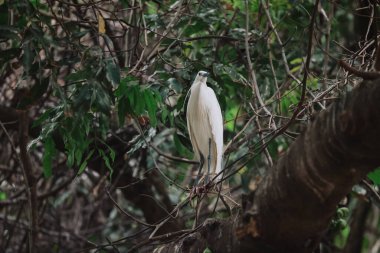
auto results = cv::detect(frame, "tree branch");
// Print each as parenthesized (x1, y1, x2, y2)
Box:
(339, 60, 380, 80)
(247, 78, 380, 252)
(18, 111, 38, 253)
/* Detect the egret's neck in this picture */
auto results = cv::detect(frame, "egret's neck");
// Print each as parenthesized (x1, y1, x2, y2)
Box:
(191, 81, 203, 94)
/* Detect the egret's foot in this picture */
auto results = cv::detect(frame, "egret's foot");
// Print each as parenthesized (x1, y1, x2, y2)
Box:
(189, 183, 209, 200)
(212, 183, 221, 193)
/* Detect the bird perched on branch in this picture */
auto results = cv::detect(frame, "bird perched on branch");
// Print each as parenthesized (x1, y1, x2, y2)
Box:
(186, 71, 224, 184)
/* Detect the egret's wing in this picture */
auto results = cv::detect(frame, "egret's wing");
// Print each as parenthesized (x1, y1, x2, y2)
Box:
(204, 86, 224, 175)
(204, 87, 223, 147)
(186, 90, 201, 161)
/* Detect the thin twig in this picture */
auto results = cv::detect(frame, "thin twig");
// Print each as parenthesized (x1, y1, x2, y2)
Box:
(244, 0, 271, 116)
(106, 190, 154, 228)
(148, 198, 188, 239)
(222, 0, 322, 183)
(262, 0, 325, 110)
(322, 1, 333, 107)
(150, 143, 197, 164)
(339, 60, 380, 80)
(225, 115, 255, 153)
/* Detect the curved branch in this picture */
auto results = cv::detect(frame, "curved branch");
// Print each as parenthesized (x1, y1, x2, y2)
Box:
(339, 60, 380, 80)
(247, 78, 380, 252)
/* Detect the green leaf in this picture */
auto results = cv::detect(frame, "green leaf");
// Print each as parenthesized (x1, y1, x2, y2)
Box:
(98, 149, 114, 179)
(41, 122, 59, 139)
(333, 226, 350, 249)
(144, 90, 157, 127)
(225, 105, 239, 132)
(368, 168, 380, 185)
(337, 219, 348, 229)
(161, 107, 168, 123)
(27, 137, 41, 150)
(167, 78, 183, 93)
(22, 42, 33, 75)
(337, 207, 349, 219)
(32, 108, 54, 128)
(42, 137, 56, 178)
(169, 112, 174, 127)
(114, 78, 128, 97)
(65, 69, 91, 82)
(175, 94, 185, 112)
(290, 57, 303, 65)
(117, 96, 129, 125)
(106, 58, 120, 86)
(203, 248, 212, 253)
(127, 128, 156, 155)
(77, 149, 95, 175)
(73, 84, 91, 111)
(29, 0, 40, 7)
(99, 139, 116, 162)
(0, 192, 7, 201)
(78, 160, 88, 175)
(109, 147, 116, 162)
(174, 132, 191, 157)
(95, 88, 112, 114)
(134, 90, 145, 115)
(67, 145, 75, 168)
(75, 147, 84, 166)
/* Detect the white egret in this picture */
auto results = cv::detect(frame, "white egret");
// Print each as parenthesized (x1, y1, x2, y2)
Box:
(186, 71, 224, 184)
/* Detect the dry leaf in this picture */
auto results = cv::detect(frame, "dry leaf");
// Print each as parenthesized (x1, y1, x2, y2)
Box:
(235, 217, 260, 239)
(98, 13, 105, 34)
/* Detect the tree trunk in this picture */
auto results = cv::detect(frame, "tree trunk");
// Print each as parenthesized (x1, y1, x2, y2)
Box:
(155, 79, 380, 253)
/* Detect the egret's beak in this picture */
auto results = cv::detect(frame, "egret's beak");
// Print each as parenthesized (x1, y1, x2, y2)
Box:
(199, 71, 209, 77)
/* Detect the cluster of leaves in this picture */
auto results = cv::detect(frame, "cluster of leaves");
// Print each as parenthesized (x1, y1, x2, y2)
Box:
(0, 0, 316, 180)
(0, 0, 367, 185)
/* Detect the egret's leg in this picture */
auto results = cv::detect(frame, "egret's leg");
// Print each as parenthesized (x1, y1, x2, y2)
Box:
(195, 153, 204, 186)
(206, 138, 211, 184)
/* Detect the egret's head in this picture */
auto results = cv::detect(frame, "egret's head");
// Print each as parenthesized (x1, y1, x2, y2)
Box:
(194, 71, 209, 84)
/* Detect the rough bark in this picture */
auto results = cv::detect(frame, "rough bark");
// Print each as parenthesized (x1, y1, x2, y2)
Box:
(250, 78, 380, 252)
(156, 79, 380, 252)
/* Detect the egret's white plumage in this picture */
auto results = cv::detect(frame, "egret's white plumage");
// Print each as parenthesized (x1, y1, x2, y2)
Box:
(186, 71, 223, 181)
